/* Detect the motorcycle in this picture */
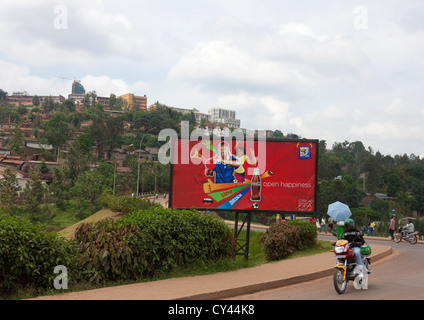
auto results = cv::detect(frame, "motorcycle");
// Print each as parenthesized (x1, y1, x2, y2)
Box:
(394, 227, 419, 245)
(331, 239, 371, 294)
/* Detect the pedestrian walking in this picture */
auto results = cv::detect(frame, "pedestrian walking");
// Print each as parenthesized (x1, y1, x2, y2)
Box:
(328, 217, 334, 233)
(389, 215, 396, 240)
(319, 217, 327, 233)
(367, 221, 376, 236)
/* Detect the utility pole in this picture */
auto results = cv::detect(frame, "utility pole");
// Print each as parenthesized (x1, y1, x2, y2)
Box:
(136, 127, 156, 196)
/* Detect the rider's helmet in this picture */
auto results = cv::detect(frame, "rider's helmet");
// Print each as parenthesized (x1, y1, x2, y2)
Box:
(344, 218, 355, 231)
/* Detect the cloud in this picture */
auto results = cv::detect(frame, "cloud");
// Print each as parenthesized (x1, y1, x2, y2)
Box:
(215, 93, 293, 131)
(1, 1, 423, 156)
(0, 59, 66, 95)
(167, 39, 315, 97)
(0, 59, 148, 98)
(81, 75, 149, 97)
(0, 1, 149, 66)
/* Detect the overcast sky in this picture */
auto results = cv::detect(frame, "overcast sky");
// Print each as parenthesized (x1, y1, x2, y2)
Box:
(1, 0, 423, 157)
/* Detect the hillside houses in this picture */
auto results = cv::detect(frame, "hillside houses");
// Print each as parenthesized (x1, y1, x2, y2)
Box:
(0, 87, 245, 196)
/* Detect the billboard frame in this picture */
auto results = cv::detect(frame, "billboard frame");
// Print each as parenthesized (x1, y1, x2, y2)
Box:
(169, 137, 319, 215)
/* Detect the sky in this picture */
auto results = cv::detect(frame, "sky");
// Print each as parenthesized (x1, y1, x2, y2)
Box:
(1, 0, 423, 157)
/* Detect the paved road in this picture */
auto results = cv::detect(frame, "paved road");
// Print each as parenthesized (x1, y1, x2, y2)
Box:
(230, 236, 424, 300)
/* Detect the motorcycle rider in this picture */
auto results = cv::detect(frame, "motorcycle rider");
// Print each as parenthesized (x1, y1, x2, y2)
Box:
(341, 219, 366, 271)
(403, 219, 415, 235)
(403, 219, 414, 233)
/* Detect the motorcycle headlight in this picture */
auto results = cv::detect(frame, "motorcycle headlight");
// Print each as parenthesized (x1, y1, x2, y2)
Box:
(334, 246, 344, 254)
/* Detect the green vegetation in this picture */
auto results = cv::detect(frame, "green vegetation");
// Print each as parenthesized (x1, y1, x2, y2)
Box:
(0, 216, 79, 296)
(259, 221, 317, 261)
(0, 198, 331, 300)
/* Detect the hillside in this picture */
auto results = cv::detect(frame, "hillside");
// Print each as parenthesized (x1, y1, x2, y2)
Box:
(59, 208, 123, 240)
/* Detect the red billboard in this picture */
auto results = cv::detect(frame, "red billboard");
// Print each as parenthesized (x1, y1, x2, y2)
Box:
(170, 138, 318, 213)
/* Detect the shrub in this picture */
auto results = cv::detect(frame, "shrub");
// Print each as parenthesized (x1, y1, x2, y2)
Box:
(118, 207, 235, 277)
(0, 217, 79, 294)
(74, 219, 142, 284)
(259, 222, 302, 261)
(103, 195, 158, 215)
(74, 207, 235, 283)
(287, 220, 317, 250)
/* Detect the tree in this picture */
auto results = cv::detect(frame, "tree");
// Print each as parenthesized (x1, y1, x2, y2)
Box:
(16, 105, 28, 117)
(9, 125, 25, 156)
(64, 142, 91, 183)
(387, 173, 403, 198)
(51, 166, 72, 206)
(0, 89, 7, 102)
(273, 130, 284, 139)
(87, 114, 124, 158)
(23, 168, 45, 221)
(62, 99, 76, 113)
(70, 162, 113, 204)
(109, 94, 117, 109)
(42, 112, 70, 157)
(363, 155, 380, 195)
(42, 96, 55, 113)
(32, 95, 40, 107)
(76, 133, 95, 155)
(0, 168, 20, 209)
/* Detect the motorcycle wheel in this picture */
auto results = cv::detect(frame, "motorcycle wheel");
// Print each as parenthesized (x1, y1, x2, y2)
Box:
(333, 268, 347, 294)
(394, 234, 402, 243)
(409, 236, 417, 245)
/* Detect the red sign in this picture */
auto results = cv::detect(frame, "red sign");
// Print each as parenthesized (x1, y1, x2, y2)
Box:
(170, 138, 318, 213)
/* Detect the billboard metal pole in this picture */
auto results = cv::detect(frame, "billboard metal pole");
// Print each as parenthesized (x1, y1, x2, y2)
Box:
(233, 212, 252, 261)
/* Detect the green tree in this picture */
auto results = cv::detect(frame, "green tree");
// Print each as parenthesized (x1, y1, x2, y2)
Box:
(42, 96, 56, 113)
(23, 168, 45, 221)
(42, 112, 70, 158)
(32, 95, 40, 107)
(51, 166, 72, 206)
(62, 99, 76, 113)
(9, 125, 25, 156)
(76, 133, 95, 155)
(0, 168, 20, 210)
(109, 93, 117, 109)
(70, 162, 113, 204)
(64, 142, 91, 183)
(363, 155, 380, 195)
(0, 89, 7, 102)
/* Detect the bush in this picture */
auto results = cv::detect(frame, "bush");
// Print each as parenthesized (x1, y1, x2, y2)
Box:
(0, 217, 79, 294)
(287, 220, 317, 250)
(259, 222, 302, 261)
(74, 207, 235, 283)
(118, 207, 235, 277)
(103, 195, 158, 215)
(259, 220, 318, 261)
(74, 219, 142, 284)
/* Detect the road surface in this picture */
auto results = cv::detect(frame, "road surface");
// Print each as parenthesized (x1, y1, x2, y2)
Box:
(229, 236, 424, 300)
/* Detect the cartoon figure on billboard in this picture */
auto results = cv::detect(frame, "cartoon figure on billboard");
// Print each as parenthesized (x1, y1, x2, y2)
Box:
(205, 141, 241, 183)
(234, 145, 257, 182)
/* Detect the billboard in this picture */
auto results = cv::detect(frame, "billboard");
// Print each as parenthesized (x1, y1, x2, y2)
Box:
(169, 138, 318, 213)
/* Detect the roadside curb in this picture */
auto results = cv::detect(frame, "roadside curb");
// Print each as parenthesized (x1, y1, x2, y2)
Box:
(176, 243, 393, 300)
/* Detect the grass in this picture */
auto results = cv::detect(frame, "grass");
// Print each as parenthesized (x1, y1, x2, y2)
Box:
(150, 230, 332, 281)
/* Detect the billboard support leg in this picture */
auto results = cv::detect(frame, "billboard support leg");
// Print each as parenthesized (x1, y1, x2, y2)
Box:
(233, 212, 252, 261)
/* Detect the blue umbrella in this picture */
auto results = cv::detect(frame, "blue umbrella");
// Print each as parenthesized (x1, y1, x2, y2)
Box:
(327, 201, 352, 222)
